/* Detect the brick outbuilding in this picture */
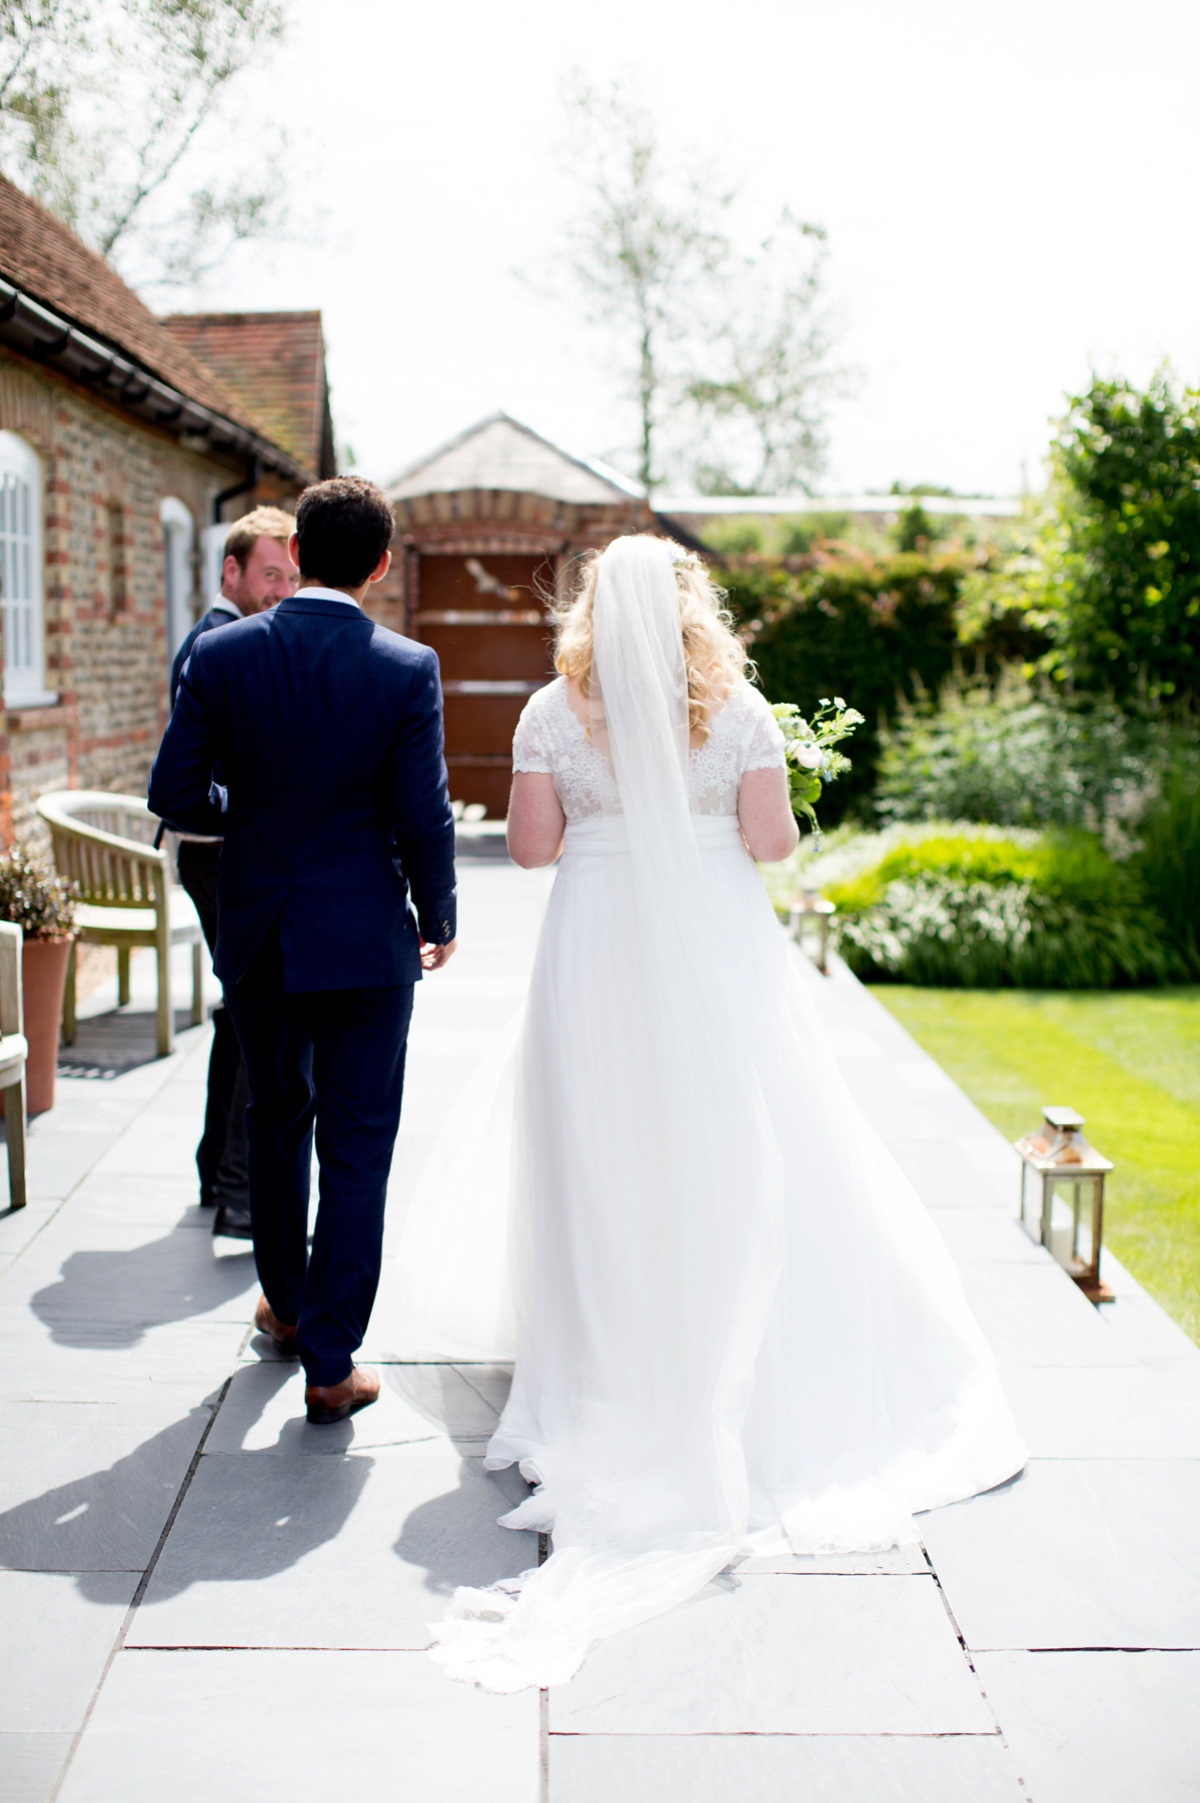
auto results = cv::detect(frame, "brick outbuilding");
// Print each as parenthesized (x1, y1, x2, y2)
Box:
(378, 412, 660, 817)
(0, 174, 334, 842)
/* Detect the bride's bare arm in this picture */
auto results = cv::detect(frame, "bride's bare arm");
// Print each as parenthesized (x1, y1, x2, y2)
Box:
(507, 772, 566, 867)
(738, 766, 800, 862)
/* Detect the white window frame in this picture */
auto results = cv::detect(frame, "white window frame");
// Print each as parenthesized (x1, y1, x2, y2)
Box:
(200, 521, 229, 610)
(160, 496, 196, 671)
(0, 430, 53, 708)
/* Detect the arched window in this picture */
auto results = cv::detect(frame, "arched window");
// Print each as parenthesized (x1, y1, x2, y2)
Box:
(160, 497, 196, 671)
(0, 431, 48, 706)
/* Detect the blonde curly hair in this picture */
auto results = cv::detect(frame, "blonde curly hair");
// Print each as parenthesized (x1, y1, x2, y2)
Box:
(554, 535, 749, 740)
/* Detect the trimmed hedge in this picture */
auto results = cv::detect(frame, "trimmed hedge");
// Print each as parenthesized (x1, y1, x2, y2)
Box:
(723, 552, 966, 821)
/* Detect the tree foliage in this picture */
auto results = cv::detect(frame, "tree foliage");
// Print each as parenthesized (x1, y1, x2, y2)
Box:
(556, 77, 841, 493)
(1048, 373, 1200, 701)
(684, 211, 840, 496)
(0, 0, 286, 291)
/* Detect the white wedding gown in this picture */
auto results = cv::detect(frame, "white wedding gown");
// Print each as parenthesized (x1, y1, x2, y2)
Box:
(399, 541, 1025, 1693)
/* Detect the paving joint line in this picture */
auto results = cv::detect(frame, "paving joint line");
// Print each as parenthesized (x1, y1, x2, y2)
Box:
(925, 1545, 1032, 1799)
(48, 1333, 244, 1801)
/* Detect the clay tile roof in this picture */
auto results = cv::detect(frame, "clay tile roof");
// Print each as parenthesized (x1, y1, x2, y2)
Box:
(0, 171, 276, 438)
(162, 311, 335, 478)
(388, 412, 645, 506)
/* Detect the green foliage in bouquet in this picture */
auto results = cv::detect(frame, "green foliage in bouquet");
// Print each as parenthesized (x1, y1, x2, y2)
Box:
(0, 843, 78, 940)
(770, 696, 864, 838)
(813, 824, 1176, 989)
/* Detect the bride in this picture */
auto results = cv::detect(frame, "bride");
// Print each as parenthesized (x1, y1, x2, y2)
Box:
(399, 534, 1025, 1693)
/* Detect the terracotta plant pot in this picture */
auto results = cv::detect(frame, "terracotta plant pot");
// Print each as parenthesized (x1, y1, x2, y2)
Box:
(22, 935, 73, 1117)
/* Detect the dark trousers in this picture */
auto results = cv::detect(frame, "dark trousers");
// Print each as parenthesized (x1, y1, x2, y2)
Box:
(177, 841, 250, 1207)
(224, 928, 414, 1387)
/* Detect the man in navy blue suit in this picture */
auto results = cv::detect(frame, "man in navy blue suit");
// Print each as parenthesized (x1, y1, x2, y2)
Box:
(149, 477, 457, 1425)
(169, 506, 297, 1241)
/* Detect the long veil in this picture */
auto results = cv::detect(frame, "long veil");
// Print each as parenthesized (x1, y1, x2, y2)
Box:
(423, 536, 787, 1690)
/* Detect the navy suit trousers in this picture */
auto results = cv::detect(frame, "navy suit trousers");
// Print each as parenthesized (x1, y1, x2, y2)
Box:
(225, 929, 414, 1387)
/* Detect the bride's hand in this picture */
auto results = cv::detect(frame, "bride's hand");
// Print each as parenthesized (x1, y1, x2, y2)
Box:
(420, 937, 457, 971)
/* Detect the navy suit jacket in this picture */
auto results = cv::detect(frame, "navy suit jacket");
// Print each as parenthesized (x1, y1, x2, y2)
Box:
(170, 604, 240, 711)
(148, 593, 457, 993)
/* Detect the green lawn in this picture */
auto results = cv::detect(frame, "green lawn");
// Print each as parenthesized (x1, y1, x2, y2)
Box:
(871, 986, 1200, 1345)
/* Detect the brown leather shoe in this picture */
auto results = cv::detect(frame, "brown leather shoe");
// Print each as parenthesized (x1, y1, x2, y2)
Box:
(305, 1365, 380, 1426)
(254, 1295, 298, 1357)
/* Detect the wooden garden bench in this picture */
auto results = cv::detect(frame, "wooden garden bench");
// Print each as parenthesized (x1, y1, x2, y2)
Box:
(35, 791, 204, 1057)
(0, 922, 28, 1208)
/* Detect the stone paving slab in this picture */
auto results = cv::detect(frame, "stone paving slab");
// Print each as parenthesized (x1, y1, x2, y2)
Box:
(126, 1451, 536, 1649)
(919, 1459, 1200, 1649)
(0, 1318, 245, 1402)
(973, 1651, 1200, 1803)
(1000, 1364, 1200, 1459)
(549, 1573, 993, 1734)
(549, 1732, 1026, 1802)
(206, 1359, 500, 1453)
(956, 1262, 1137, 1369)
(0, 1733, 74, 1803)
(0, 1395, 216, 1570)
(57, 1649, 539, 1803)
(0, 1571, 136, 1731)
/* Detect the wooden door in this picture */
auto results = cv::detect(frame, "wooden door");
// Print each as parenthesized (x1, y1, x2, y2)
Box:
(414, 552, 556, 817)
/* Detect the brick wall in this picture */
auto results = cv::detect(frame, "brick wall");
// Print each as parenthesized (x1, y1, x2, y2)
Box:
(0, 349, 296, 846)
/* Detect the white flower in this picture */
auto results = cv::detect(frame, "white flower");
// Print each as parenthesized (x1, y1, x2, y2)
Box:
(790, 744, 823, 771)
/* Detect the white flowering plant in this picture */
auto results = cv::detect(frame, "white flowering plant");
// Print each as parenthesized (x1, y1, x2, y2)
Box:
(770, 696, 865, 837)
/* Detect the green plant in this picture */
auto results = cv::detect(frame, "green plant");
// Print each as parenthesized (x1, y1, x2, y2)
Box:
(814, 824, 1176, 989)
(779, 513, 851, 555)
(1048, 371, 1200, 702)
(725, 549, 967, 821)
(875, 669, 1157, 836)
(0, 844, 77, 940)
(1134, 746, 1200, 974)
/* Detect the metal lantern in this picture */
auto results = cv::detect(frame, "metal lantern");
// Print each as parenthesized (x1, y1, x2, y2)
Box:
(1015, 1106, 1114, 1303)
(789, 887, 836, 975)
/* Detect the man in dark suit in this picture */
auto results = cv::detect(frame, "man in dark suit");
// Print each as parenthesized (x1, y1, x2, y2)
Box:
(169, 507, 298, 1240)
(150, 477, 457, 1425)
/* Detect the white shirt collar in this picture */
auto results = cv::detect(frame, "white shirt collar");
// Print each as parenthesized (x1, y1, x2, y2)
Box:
(293, 584, 361, 610)
(211, 595, 242, 619)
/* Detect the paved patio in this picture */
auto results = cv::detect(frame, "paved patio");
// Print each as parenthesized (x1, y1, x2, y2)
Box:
(1, 850, 1198, 1803)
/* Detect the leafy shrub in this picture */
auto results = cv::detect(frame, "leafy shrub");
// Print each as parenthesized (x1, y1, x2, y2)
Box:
(0, 844, 77, 940)
(875, 670, 1157, 841)
(1051, 372, 1200, 703)
(813, 824, 1176, 989)
(1134, 746, 1200, 975)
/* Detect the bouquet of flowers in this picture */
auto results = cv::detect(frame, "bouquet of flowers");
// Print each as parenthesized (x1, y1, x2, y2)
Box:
(771, 696, 865, 839)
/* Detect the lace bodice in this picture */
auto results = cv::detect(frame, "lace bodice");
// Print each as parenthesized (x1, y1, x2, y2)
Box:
(511, 676, 786, 821)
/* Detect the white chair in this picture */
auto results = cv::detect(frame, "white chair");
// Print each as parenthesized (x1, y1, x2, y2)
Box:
(35, 791, 204, 1057)
(0, 922, 29, 1208)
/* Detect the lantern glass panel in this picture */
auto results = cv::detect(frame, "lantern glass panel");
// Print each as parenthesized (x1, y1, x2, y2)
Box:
(1046, 1173, 1103, 1275)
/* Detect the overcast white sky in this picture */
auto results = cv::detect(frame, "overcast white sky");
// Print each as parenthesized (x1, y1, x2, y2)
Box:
(204, 0, 1200, 499)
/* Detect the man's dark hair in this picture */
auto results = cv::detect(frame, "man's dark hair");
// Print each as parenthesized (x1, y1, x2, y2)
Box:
(294, 477, 394, 588)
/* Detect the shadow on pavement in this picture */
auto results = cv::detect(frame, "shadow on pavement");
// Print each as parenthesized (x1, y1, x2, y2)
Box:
(0, 1401, 216, 1584)
(393, 1457, 535, 1600)
(30, 1228, 255, 1349)
(57, 1008, 205, 1079)
(0, 1377, 375, 1602)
